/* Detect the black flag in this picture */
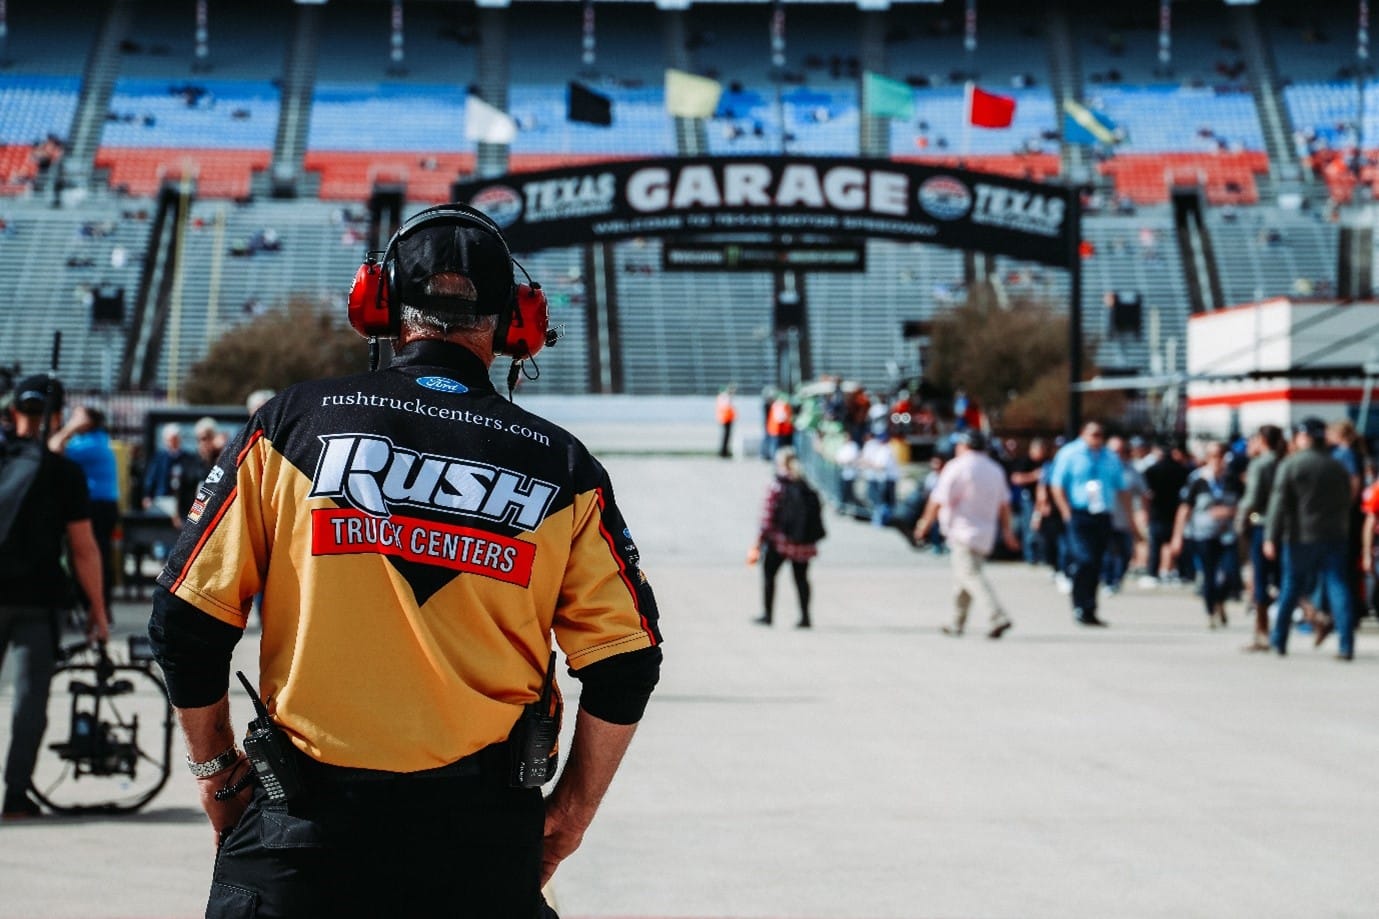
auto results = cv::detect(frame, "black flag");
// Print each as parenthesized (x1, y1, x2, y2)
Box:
(567, 81, 612, 126)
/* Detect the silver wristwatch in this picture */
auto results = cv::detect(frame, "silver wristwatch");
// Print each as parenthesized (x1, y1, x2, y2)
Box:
(186, 746, 241, 778)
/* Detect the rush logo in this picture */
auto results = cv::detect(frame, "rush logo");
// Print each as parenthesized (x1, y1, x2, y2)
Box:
(309, 434, 557, 530)
(311, 508, 536, 586)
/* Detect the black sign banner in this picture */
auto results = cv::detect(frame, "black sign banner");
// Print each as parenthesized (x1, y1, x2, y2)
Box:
(662, 239, 866, 272)
(453, 156, 1077, 268)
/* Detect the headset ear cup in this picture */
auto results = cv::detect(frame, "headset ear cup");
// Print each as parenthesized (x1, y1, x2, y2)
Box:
(497, 284, 551, 359)
(347, 260, 386, 338)
(347, 256, 400, 338)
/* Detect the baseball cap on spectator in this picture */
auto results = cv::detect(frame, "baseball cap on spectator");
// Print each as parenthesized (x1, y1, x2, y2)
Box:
(392, 220, 513, 316)
(12, 374, 64, 415)
(1294, 416, 1327, 441)
(954, 429, 988, 451)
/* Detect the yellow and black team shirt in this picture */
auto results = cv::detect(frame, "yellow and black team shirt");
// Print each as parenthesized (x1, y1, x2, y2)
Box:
(149, 341, 662, 773)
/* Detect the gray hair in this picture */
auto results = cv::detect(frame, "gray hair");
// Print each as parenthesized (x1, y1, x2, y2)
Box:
(400, 272, 499, 337)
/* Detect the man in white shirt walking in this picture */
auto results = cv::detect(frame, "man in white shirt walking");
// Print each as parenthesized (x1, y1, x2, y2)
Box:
(914, 431, 1020, 639)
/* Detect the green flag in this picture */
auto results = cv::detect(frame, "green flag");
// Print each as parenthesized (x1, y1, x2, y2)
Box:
(863, 71, 914, 120)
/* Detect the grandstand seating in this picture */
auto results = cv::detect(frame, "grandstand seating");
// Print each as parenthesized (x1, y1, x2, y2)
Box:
(94, 148, 271, 200)
(1097, 151, 1270, 206)
(0, 0, 1368, 400)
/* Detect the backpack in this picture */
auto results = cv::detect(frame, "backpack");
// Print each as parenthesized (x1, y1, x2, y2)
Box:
(774, 478, 826, 544)
(0, 440, 45, 578)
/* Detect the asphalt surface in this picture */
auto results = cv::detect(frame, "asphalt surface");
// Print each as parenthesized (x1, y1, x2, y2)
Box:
(3, 404, 1378, 919)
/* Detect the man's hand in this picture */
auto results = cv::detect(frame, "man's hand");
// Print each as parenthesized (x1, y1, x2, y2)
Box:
(196, 756, 253, 849)
(539, 710, 638, 886)
(541, 792, 595, 886)
(1263, 539, 1277, 561)
(1002, 529, 1019, 552)
(746, 545, 760, 566)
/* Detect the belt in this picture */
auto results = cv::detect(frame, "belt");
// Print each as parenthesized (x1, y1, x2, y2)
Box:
(293, 741, 507, 785)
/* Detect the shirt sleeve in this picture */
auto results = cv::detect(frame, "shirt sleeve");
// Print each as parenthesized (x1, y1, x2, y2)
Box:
(759, 480, 782, 541)
(554, 461, 662, 721)
(59, 457, 91, 524)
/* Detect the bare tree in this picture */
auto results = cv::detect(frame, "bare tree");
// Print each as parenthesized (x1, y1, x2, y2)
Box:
(183, 299, 367, 405)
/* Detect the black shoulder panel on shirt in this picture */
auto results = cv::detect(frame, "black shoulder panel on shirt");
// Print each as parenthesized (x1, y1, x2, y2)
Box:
(148, 584, 243, 708)
(571, 645, 662, 724)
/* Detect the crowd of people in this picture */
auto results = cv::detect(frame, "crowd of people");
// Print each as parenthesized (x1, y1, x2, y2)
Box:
(752, 379, 1375, 660)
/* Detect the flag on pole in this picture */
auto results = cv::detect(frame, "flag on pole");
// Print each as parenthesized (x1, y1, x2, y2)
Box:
(862, 71, 914, 120)
(965, 84, 1015, 128)
(1062, 99, 1122, 145)
(665, 69, 723, 119)
(464, 94, 517, 144)
(568, 81, 613, 126)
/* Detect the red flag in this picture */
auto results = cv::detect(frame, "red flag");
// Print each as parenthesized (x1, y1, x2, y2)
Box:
(966, 84, 1016, 129)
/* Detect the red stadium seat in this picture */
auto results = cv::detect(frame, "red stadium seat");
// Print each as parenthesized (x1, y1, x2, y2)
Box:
(94, 148, 271, 199)
(304, 152, 478, 203)
(1097, 152, 1268, 205)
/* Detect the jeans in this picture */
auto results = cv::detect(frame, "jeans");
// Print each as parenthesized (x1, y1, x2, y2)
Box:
(1271, 541, 1355, 656)
(1067, 511, 1113, 617)
(1248, 525, 1277, 605)
(866, 478, 895, 527)
(1, 605, 57, 804)
(1102, 529, 1134, 589)
(1188, 538, 1227, 616)
(1018, 492, 1043, 564)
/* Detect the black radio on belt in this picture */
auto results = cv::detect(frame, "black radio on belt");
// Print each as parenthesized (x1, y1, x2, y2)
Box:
(509, 650, 562, 788)
(235, 671, 303, 803)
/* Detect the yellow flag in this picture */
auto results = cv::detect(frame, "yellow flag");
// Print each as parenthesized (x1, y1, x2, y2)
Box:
(665, 68, 723, 119)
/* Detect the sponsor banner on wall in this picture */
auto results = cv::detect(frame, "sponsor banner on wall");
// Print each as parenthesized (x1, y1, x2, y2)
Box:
(454, 156, 1076, 267)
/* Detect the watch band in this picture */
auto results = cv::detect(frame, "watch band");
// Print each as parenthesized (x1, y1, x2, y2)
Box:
(187, 746, 241, 779)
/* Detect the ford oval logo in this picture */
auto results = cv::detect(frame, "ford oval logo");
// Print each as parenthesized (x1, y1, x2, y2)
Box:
(417, 376, 469, 394)
(469, 186, 523, 228)
(918, 176, 973, 221)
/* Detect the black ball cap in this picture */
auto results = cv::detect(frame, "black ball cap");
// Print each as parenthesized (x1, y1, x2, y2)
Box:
(393, 224, 512, 315)
(1294, 416, 1327, 441)
(13, 374, 64, 414)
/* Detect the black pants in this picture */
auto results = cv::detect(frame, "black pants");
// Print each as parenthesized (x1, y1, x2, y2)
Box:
(762, 544, 810, 625)
(208, 755, 552, 919)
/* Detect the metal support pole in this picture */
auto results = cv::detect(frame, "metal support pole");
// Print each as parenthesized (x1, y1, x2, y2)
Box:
(1067, 190, 1084, 437)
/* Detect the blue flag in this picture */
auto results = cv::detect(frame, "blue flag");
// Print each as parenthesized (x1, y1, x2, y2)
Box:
(1062, 99, 1122, 146)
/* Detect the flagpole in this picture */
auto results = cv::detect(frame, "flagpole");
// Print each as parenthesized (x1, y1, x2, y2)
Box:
(962, 81, 973, 165)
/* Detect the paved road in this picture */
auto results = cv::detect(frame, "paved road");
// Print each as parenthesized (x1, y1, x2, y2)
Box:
(3, 448, 1378, 919)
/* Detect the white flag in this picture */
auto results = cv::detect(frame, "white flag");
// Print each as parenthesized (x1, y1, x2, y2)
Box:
(464, 94, 517, 145)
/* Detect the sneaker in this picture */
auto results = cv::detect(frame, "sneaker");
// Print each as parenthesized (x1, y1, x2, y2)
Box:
(940, 624, 964, 637)
(1075, 610, 1109, 627)
(752, 614, 772, 626)
(1054, 573, 1072, 595)
(1136, 575, 1160, 589)
(987, 620, 1013, 639)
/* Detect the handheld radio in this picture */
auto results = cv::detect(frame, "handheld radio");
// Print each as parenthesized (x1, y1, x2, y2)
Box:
(235, 671, 303, 803)
(509, 650, 562, 788)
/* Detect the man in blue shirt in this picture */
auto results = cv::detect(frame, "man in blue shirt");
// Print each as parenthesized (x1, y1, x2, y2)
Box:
(51, 406, 120, 614)
(1048, 421, 1140, 626)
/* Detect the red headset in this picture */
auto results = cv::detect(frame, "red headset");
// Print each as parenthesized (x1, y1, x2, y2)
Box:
(346, 203, 554, 361)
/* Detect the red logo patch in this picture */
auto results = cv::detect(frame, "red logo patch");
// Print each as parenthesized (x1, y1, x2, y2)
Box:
(310, 508, 535, 587)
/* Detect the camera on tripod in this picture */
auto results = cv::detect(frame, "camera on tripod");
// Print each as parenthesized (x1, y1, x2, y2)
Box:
(50, 671, 140, 779)
(32, 637, 174, 814)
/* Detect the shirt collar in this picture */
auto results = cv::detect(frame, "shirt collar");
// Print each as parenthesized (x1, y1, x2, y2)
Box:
(387, 340, 496, 394)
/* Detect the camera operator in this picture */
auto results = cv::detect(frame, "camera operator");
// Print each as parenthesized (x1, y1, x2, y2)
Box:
(147, 204, 663, 916)
(1, 375, 110, 819)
